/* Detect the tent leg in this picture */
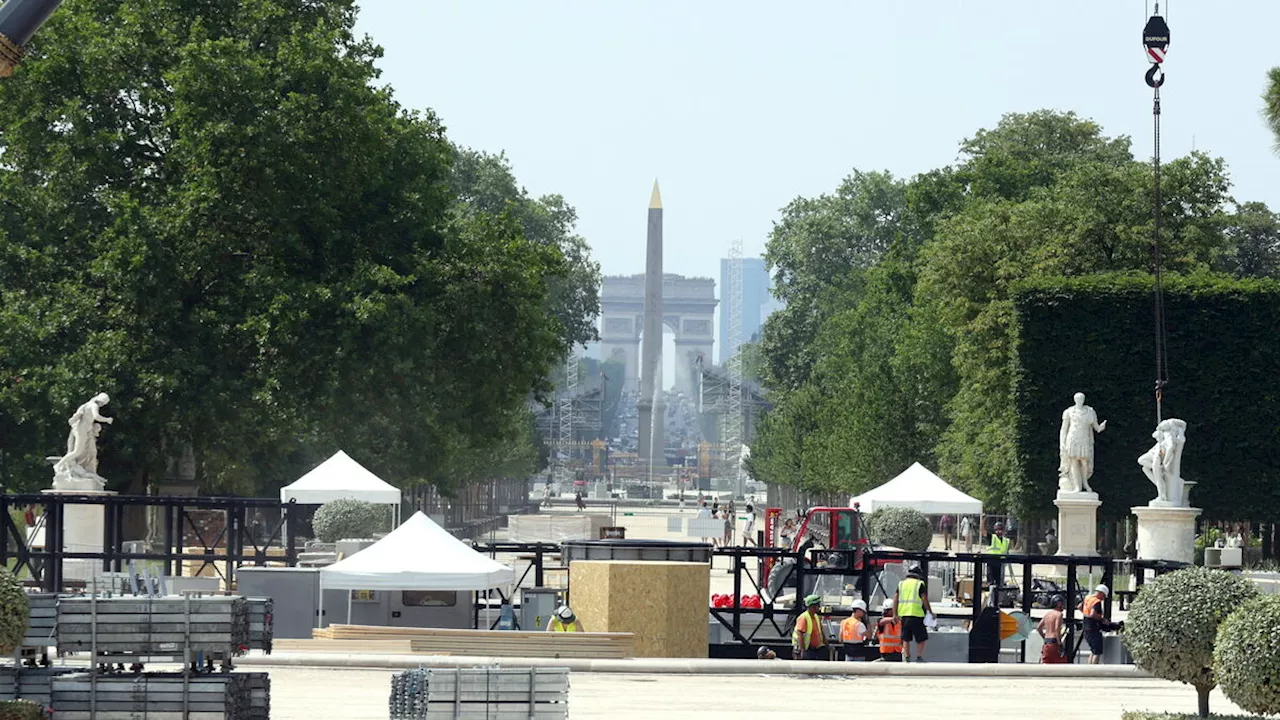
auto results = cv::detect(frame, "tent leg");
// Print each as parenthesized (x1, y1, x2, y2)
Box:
(317, 579, 324, 629)
(347, 594, 352, 625)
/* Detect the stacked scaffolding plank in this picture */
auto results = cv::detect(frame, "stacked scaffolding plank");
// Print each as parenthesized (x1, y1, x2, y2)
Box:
(389, 667, 569, 720)
(246, 597, 274, 654)
(315, 625, 633, 659)
(56, 595, 250, 657)
(0, 666, 82, 706)
(21, 593, 57, 649)
(49, 670, 270, 719)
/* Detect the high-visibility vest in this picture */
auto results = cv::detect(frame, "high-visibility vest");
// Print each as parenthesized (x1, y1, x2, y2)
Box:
(897, 578, 926, 618)
(987, 535, 1010, 554)
(840, 616, 867, 644)
(1082, 594, 1103, 619)
(793, 610, 826, 650)
(877, 618, 902, 653)
(549, 618, 579, 632)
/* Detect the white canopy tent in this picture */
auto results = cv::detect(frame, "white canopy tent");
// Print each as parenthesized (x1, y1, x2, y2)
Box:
(850, 462, 983, 516)
(280, 450, 401, 522)
(319, 511, 514, 625)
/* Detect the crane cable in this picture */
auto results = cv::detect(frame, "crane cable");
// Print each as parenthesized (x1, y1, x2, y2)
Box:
(1144, 3, 1171, 422)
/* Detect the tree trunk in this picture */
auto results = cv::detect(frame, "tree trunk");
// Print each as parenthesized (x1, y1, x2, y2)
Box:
(1197, 686, 1210, 718)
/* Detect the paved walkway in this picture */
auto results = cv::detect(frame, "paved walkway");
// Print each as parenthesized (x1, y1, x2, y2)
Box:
(267, 666, 1246, 719)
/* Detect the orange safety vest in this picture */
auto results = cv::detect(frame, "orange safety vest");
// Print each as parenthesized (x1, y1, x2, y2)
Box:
(840, 616, 867, 644)
(1083, 594, 1103, 619)
(793, 610, 826, 650)
(877, 617, 902, 653)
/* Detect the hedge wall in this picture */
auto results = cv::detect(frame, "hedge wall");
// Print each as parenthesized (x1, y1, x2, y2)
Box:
(1011, 274, 1280, 520)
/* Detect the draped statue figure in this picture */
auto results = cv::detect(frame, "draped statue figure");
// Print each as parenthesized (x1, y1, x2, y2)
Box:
(1059, 393, 1106, 494)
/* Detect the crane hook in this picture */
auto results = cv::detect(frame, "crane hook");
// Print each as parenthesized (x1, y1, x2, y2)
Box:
(1145, 64, 1165, 89)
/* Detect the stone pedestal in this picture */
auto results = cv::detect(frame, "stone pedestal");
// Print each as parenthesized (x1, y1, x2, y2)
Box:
(42, 489, 117, 582)
(1132, 504, 1201, 564)
(1055, 491, 1101, 556)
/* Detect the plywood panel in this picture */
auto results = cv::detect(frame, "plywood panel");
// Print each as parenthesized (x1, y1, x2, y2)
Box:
(568, 561, 709, 658)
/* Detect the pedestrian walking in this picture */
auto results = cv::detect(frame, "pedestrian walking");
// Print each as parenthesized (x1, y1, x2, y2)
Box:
(722, 508, 734, 547)
(876, 599, 903, 662)
(959, 515, 973, 552)
(892, 566, 933, 662)
(1037, 595, 1067, 663)
(940, 514, 954, 551)
(792, 594, 828, 661)
(742, 504, 757, 546)
(840, 599, 869, 661)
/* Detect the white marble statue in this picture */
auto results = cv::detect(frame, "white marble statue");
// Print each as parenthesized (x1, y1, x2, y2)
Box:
(49, 392, 114, 492)
(1138, 418, 1189, 506)
(1059, 393, 1106, 494)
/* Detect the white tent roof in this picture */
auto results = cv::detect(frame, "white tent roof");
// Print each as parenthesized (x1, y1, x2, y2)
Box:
(849, 462, 983, 516)
(280, 450, 401, 505)
(321, 512, 514, 591)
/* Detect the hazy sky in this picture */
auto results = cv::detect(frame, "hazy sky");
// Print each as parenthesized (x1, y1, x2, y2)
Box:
(356, 1, 1279, 289)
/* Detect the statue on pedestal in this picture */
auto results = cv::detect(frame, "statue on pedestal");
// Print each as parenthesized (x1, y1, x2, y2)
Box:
(1138, 418, 1189, 506)
(49, 392, 114, 492)
(1059, 393, 1106, 494)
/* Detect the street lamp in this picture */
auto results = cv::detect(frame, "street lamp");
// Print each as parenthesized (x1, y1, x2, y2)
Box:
(0, 0, 64, 77)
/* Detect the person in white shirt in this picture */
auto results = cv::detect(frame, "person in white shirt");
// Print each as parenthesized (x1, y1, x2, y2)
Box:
(742, 504, 757, 545)
(696, 501, 711, 520)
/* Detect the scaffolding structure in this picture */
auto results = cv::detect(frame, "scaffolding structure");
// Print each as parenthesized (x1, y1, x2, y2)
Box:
(555, 346, 581, 482)
(723, 240, 745, 495)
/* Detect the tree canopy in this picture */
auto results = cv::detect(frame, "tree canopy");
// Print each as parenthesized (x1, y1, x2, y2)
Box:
(1266, 67, 1280, 154)
(750, 110, 1280, 508)
(0, 0, 598, 496)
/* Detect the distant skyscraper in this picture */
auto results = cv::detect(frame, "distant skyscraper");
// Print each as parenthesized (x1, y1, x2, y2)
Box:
(719, 257, 780, 364)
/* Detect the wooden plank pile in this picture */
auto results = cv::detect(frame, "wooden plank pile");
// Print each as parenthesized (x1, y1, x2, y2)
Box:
(0, 666, 82, 706)
(274, 638, 415, 654)
(313, 625, 634, 659)
(245, 597, 274, 654)
(49, 670, 270, 719)
(56, 596, 250, 657)
(389, 667, 568, 720)
(21, 593, 57, 649)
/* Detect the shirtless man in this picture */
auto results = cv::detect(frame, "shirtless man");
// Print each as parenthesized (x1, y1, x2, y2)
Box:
(1037, 595, 1067, 664)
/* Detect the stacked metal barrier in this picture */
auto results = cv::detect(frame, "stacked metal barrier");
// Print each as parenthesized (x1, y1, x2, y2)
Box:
(49, 670, 270, 719)
(0, 666, 81, 706)
(389, 667, 569, 720)
(20, 593, 57, 650)
(246, 597, 273, 654)
(56, 595, 250, 657)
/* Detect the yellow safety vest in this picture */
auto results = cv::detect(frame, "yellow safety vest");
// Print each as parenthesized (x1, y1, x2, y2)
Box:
(987, 535, 1010, 554)
(792, 609, 826, 650)
(897, 577, 925, 618)
(549, 619, 579, 632)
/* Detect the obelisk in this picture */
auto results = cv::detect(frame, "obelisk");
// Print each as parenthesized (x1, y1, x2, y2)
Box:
(637, 180, 665, 470)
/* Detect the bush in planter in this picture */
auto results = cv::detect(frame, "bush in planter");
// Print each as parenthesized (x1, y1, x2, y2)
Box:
(311, 499, 391, 543)
(0, 700, 45, 720)
(1123, 567, 1258, 718)
(0, 567, 29, 655)
(1214, 594, 1280, 716)
(865, 507, 932, 552)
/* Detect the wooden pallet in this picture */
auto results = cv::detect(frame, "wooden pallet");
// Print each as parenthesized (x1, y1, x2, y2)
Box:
(312, 625, 634, 659)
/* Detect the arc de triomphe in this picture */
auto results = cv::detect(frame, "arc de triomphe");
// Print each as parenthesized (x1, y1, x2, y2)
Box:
(599, 274, 716, 397)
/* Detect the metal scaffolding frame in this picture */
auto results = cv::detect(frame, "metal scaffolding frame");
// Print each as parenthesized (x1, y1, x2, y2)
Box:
(722, 240, 745, 493)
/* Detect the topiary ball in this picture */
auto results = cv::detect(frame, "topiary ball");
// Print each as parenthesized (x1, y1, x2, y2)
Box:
(1124, 566, 1258, 694)
(866, 507, 933, 552)
(1214, 594, 1280, 715)
(0, 699, 45, 720)
(311, 498, 391, 543)
(0, 568, 29, 655)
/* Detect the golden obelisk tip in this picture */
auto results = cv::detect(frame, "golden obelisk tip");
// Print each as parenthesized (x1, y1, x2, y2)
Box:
(649, 180, 662, 210)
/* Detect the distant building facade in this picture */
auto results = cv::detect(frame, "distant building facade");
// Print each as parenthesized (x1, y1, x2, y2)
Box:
(719, 257, 782, 363)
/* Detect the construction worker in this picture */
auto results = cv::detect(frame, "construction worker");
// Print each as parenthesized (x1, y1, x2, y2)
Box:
(840, 599, 869, 661)
(1080, 585, 1111, 664)
(547, 605, 583, 632)
(792, 594, 828, 660)
(876, 598, 903, 662)
(985, 522, 1010, 588)
(1037, 595, 1067, 664)
(892, 566, 933, 662)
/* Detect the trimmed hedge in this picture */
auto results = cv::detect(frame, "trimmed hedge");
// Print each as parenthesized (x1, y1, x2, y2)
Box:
(1123, 567, 1259, 717)
(311, 499, 391, 543)
(0, 568, 28, 655)
(1011, 274, 1280, 519)
(866, 507, 933, 552)
(0, 700, 45, 720)
(1214, 595, 1280, 715)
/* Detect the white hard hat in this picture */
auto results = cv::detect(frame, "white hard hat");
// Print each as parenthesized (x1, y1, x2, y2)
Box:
(1095, 584, 1109, 596)
(851, 599, 867, 612)
(556, 605, 575, 621)
(882, 599, 895, 611)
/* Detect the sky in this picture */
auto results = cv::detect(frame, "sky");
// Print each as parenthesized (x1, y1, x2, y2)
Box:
(354, 2, 1280, 380)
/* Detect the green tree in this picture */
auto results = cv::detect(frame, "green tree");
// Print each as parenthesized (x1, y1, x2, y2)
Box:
(1265, 67, 1280, 153)
(1223, 201, 1280, 279)
(0, 0, 583, 496)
